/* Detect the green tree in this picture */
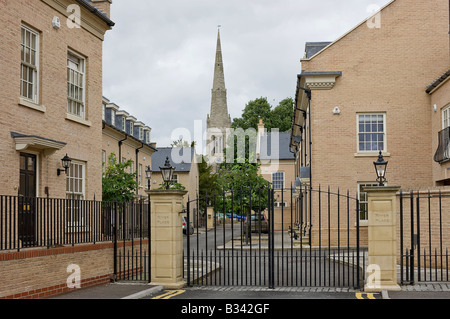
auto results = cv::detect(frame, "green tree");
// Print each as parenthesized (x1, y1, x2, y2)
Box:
(216, 159, 270, 217)
(231, 97, 273, 131)
(102, 153, 138, 203)
(198, 155, 218, 196)
(231, 97, 293, 132)
(271, 97, 294, 132)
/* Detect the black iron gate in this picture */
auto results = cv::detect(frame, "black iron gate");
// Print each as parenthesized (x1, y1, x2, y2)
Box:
(112, 201, 151, 282)
(399, 190, 449, 284)
(183, 186, 365, 289)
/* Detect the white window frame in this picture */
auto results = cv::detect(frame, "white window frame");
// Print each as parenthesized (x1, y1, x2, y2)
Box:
(139, 127, 144, 140)
(442, 105, 450, 129)
(111, 109, 116, 126)
(272, 172, 285, 190)
(171, 174, 179, 184)
(67, 50, 86, 119)
(66, 161, 86, 226)
(357, 113, 387, 153)
(145, 131, 151, 143)
(357, 182, 379, 222)
(122, 116, 126, 132)
(20, 25, 40, 103)
(129, 121, 134, 135)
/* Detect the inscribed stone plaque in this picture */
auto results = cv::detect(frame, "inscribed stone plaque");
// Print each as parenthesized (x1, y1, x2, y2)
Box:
(371, 201, 392, 225)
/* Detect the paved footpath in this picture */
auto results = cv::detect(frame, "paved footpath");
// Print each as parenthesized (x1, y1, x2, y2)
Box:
(50, 282, 450, 300)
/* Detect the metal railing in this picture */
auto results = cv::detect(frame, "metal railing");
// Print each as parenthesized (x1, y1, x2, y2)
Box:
(0, 195, 149, 252)
(434, 127, 450, 163)
(400, 190, 450, 284)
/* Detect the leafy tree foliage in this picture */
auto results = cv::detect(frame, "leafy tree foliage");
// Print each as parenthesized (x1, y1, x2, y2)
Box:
(102, 153, 138, 203)
(231, 97, 293, 132)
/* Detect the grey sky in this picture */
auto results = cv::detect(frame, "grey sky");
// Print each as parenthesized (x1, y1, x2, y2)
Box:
(102, 0, 391, 150)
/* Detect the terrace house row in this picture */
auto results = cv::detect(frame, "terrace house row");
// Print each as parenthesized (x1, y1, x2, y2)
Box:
(102, 97, 157, 200)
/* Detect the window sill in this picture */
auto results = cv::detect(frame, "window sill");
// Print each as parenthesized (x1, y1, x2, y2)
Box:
(18, 97, 46, 113)
(65, 113, 92, 127)
(354, 152, 390, 158)
(356, 220, 368, 227)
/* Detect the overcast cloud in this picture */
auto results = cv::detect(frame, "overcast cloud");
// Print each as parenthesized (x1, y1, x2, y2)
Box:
(102, 0, 391, 151)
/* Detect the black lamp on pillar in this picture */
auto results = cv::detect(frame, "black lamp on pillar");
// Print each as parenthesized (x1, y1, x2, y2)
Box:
(160, 156, 175, 190)
(374, 151, 388, 186)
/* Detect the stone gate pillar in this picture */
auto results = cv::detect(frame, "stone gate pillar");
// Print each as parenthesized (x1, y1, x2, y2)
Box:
(147, 189, 187, 289)
(364, 186, 401, 292)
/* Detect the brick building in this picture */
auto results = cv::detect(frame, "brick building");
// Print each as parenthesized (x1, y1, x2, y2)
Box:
(290, 0, 450, 245)
(0, 0, 116, 299)
(0, 0, 114, 200)
(102, 96, 156, 200)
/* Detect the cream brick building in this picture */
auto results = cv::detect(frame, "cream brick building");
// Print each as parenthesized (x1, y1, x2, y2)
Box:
(0, 0, 114, 200)
(102, 97, 156, 200)
(290, 0, 449, 245)
(0, 0, 117, 299)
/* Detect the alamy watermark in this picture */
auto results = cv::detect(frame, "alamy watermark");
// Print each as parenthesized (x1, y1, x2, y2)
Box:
(366, 4, 382, 29)
(170, 121, 282, 172)
(66, 264, 81, 289)
(366, 264, 382, 289)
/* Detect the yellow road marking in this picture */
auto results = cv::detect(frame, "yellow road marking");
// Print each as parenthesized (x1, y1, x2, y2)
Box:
(153, 290, 186, 299)
(356, 292, 378, 299)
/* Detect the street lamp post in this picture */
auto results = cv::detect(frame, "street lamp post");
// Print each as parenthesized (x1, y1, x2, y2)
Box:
(373, 151, 388, 186)
(160, 156, 175, 190)
(145, 165, 152, 191)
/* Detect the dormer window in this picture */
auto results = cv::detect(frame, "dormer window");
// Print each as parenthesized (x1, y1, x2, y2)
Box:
(122, 116, 126, 131)
(129, 121, 134, 135)
(111, 110, 116, 126)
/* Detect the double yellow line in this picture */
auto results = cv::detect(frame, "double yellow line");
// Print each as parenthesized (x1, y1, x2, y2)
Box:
(152, 290, 186, 299)
(355, 292, 379, 299)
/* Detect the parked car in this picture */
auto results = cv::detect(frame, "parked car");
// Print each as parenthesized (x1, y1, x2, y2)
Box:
(243, 214, 269, 234)
(182, 216, 194, 235)
(226, 212, 239, 220)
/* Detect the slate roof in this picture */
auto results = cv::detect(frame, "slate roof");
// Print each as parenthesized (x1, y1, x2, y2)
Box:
(77, 0, 115, 27)
(304, 42, 332, 59)
(259, 132, 295, 160)
(152, 147, 195, 172)
(426, 69, 450, 94)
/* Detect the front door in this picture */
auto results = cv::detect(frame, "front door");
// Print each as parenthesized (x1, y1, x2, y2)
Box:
(19, 153, 37, 247)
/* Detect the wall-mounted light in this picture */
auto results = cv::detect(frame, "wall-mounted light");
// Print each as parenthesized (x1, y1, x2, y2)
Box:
(57, 154, 72, 176)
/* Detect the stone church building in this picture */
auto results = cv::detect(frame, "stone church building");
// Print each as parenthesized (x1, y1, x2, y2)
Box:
(206, 30, 232, 169)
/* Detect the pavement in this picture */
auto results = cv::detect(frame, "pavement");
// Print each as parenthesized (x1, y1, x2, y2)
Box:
(50, 282, 164, 299)
(49, 281, 450, 300)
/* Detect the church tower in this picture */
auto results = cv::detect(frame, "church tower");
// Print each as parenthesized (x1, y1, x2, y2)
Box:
(206, 29, 231, 167)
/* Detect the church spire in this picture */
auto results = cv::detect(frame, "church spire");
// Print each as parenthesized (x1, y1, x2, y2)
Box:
(208, 28, 231, 130)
